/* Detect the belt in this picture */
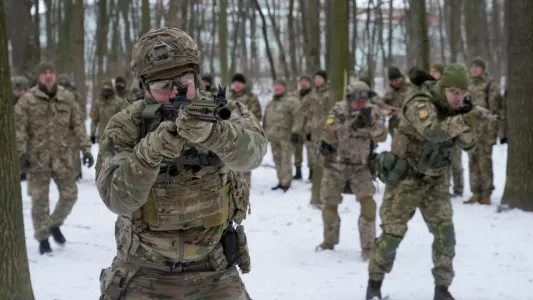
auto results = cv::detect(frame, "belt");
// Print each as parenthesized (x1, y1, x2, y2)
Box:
(128, 257, 211, 274)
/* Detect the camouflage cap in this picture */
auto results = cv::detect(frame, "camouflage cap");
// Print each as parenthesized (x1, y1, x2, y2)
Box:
(430, 63, 445, 74)
(131, 27, 201, 78)
(440, 64, 469, 90)
(471, 56, 486, 70)
(388, 67, 403, 80)
(36, 61, 56, 74)
(11, 76, 29, 90)
(57, 73, 72, 86)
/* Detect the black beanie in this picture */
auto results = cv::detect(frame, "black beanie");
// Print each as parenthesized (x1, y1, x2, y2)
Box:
(232, 73, 246, 84)
(314, 70, 327, 81)
(201, 74, 213, 85)
(115, 76, 127, 84)
(388, 67, 403, 80)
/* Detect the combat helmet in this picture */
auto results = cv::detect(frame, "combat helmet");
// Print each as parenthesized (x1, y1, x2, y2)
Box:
(130, 27, 201, 79)
(345, 81, 374, 101)
(11, 76, 29, 90)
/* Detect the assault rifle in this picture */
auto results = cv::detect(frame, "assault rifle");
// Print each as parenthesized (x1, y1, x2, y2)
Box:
(461, 96, 500, 121)
(141, 85, 232, 123)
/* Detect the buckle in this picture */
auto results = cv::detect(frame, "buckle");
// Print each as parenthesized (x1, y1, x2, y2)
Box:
(164, 261, 192, 273)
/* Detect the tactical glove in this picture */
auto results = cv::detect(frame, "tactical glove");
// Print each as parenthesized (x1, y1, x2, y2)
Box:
(456, 97, 474, 114)
(19, 154, 30, 172)
(352, 107, 373, 129)
(306, 133, 311, 141)
(176, 111, 214, 144)
(319, 140, 334, 156)
(144, 121, 186, 160)
(500, 137, 507, 144)
(90, 136, 96, 144)
(462, 109, 483, 127)
(82, 152, 94, 168)
(290, 133, 300, 144)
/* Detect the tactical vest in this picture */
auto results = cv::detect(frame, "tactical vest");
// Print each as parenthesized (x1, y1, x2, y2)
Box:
(391, 86, 454, 177)
(120, 103, 249, 263)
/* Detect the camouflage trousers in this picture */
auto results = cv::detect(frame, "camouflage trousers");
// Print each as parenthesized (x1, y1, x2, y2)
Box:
(388, 116, 400, 137)
(72, 147, 82, 177)
(468, 141, 494, 197)
(369, 174, 455, 287)
(99, 258, 250, 300)
(28, 170, 78, 241)
(270, 138, 294, 186)
(320, 163, 376, 253)
(294, 141, 303, 168)
(450, 146, 463, 194)
(305, 139, 317, 168)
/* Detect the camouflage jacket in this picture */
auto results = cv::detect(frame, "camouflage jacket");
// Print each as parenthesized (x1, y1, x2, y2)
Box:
(300, 88, 319, 136)
(324, 101, 387, 165)
(307, 85, 331, 141)
(15, 85, 91, 173)
(95, 92, 268, 264)
(90, 94, 127, 137)
(229, 90, 262, 121)
(392, 81, 476, 177)
(469, 74, 505, 143)
(262, 93, 303, 141)
(383, 81, 412, 119)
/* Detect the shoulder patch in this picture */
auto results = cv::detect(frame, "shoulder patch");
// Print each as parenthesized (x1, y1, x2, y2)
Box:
(326, 115, 335, 125)
(416, 102, 429, 120)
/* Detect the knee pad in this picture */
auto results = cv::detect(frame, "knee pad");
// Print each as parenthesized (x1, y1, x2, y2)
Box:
(376, 234, 402, 260)
(360, 197, 377, 222)
(434, 221, 456, 254)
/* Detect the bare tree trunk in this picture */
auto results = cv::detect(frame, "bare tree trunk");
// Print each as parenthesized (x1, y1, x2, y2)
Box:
(73, 0, 86, 98)
(287, 0, 298, 79)
(141, 0, 150, 36)
(218, 0, 229, 82)
(253, 0, 276, 79)
(436, 0, 447, 63)
(0, 1, 35, 298)
(308, 0, 320, 72)
(501, 0, 533, 212)
(250, 4, 259, 74)
(265, 0, 290, 80)
(407, 0, 430, 70)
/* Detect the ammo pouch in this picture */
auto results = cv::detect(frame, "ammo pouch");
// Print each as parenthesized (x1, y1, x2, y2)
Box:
(375, 151, 410, 185)
(419, 142, 453, 170)
(220, 224, 251, 274)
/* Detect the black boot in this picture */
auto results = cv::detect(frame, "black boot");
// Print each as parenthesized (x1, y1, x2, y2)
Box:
(271, 184, 281, 190)
(308, 168, 313, 180)
(20, 173, 27, 181)
(39, 239, 52, 255)
(434, 285, 455, 300)
(366, 279, 382, 300)
(293, 167, 302, 180)
(281, 185, 290, 192)
(50, 227, 66, 245)
(76, 172, 83, 180)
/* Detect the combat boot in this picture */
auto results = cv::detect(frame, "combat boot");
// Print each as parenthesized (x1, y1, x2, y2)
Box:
(271, 184, 281, 190)
(365, 279, 382, 300)
(463, 194, 481, 204)
(315, 241, 335, 251)
(451, 190, 462, 198)
(478, 195, 491, 205)
(20, 173, 27, 181)
(280, 185, 290, 193)
(50, 227, 66, 245)
(434, 285, 455, 300)
(308, 168, 313, 180)
(293, 167, 302, 180)
(39, 239, 52, 255)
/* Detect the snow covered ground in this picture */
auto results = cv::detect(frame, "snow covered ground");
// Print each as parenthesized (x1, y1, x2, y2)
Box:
(22, 124, 533, 300)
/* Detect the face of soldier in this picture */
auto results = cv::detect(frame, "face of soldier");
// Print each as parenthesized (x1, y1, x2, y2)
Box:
(313, 76, 325, 87)
(273, 83, 286, 96)
(430, 68, 442, 80)
(231, 81, 245, 93)
(390, 77, 403, 88)
(14, 88, 25, 97)
(38, 69, 56, 89)
(146, 72, 196, 104)
(470, 65, 484, 77)
(299, 79, 311, 90)
(444, 87, 468, 109)
(115, 81, 126, 91)
(350, 99, 368, 110)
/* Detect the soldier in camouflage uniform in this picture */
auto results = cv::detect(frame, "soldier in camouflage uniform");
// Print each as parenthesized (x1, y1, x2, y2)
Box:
(57, 73, 87, 180)
(300, 75, 319, 180)
(96, 27, 267, 300)
(114, 76, 134, 100)
(228, 73, 262, 187)
(263, 79, 303, 192)
(201, 74, 217, 94)
(12, 75, 30, 181)
(463, 57, 504, 205)
(90, 80, 128, 144)
(15, 61, 94, 255)
(316, 81, 387, 260)
(382, 67, 412, 137)
(431, 63, 464, 197)
(366, 64, 491, 300)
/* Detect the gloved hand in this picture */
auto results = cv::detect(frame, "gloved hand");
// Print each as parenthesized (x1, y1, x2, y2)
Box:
(145, 121, 186, 159)
(457, 97, 474, 114)
(90, 136, 96, 144)
(19, 154, 30, 172)
(290, 133, 300, 144)
(319, 140, 334, 156)
(306, 133, 311, 141)
(352, 107, 373, 129)
(82, 152, 94, 168)
(462, 109, 483, 127)
(176, 111, 214, 144)
(500, 137, 507, 144)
